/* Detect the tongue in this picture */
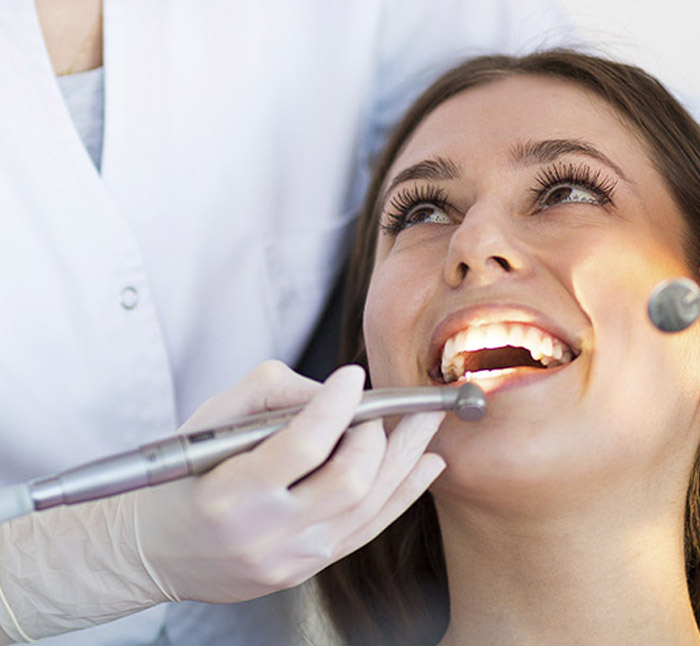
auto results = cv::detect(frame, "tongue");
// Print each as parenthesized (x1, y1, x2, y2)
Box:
(463, 346, 542, 372)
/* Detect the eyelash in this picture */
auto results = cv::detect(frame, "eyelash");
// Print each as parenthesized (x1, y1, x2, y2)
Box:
(379, 162, 618, 236)
(380, 184, 450, 235)
(531, 162, 618, 210)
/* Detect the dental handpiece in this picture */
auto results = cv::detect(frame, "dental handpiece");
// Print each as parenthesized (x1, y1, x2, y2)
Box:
(0, 383, 486, 523)
(648, 277, 700, 332)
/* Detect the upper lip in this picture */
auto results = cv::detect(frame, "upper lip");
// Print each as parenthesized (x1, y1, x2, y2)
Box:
(426, 302, 583, 382)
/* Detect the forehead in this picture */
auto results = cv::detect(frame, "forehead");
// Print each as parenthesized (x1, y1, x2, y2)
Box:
(390, 74, 647, 176)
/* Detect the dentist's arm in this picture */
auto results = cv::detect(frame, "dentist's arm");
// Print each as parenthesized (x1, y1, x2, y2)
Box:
(0, 362, 445, 642)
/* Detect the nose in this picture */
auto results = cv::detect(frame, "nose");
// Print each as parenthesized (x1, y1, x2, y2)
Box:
(443, 203, 532, 287)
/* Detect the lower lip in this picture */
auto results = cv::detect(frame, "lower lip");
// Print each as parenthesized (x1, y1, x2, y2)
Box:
(433, 363, 572, 396)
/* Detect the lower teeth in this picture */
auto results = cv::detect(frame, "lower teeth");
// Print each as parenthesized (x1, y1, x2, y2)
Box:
(461, 367, 517, 380)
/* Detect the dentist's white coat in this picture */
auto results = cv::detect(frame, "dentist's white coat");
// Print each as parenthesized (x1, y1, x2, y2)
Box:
(0, 1, 572, 644)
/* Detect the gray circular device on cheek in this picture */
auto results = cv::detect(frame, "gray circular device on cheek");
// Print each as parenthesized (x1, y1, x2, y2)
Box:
(648, 277, 700, 333)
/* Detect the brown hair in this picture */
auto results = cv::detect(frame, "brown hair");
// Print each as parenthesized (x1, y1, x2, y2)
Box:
(317, 49, 700, 645)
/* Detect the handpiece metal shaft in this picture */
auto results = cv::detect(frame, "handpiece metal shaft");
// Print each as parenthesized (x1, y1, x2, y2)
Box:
(27, 383, 486, 513)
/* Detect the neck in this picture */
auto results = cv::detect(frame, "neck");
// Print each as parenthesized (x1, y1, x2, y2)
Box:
(35, 0, 103, 76)
(435, 498, 700, 646)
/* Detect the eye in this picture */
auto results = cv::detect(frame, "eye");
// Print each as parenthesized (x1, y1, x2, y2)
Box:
(532, 163, 617, 213)
(380, 184, 454, 235)
(540, 183, 601, 208)
(402, 203, 452, 227)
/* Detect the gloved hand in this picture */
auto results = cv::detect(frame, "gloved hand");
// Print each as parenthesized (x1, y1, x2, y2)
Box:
(0, 362, 445, 641)
(134, 361, 446, 602)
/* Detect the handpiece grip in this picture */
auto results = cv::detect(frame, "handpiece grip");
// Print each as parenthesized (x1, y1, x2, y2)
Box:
(183, 384, 486, 473)
(29, 438, 190, 510)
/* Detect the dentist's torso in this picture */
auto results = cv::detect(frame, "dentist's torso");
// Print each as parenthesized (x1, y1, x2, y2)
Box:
(0, 1, 570, 643)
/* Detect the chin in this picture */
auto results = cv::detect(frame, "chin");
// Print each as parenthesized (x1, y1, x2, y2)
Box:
(427, 410, 601, 513)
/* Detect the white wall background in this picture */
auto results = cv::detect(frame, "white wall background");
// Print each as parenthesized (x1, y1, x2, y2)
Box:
(557, 0, 700, 119)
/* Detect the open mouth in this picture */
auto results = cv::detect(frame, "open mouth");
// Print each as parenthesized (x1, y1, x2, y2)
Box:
(440, 322, 577, 383)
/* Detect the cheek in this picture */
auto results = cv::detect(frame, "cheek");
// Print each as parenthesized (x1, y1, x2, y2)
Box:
(363, 278, 388, 382)
(363, 256, 438, 388)
(567, 235, 700, 456)
(569, 229, 690, 362)
(363, 270, 407, 388)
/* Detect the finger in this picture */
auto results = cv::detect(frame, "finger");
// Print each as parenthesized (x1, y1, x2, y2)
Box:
(267, 452, 447, 587)
(179, 360, 322, 433)
(253, 364, 366, 486)
(354, 410, 445, 508)
(287, 419, 387, 523)
(333, 452, 446, 559)
(189, 364, 365, 528)
(317, 410, 444, 543)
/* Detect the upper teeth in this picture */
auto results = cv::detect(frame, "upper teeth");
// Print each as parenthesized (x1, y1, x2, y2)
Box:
(441, 322, 574, 383)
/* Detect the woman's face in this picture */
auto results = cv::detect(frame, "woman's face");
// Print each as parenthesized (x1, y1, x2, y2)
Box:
(364, 75, 700, 505)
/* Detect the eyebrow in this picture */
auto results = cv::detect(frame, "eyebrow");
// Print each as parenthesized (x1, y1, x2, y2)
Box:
(383, 156, 462, 197)
(509, 138, 630, 182)
(381, 138, 630, 208)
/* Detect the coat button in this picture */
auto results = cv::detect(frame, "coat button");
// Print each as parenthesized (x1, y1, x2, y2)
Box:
(120, 286, 139, 310)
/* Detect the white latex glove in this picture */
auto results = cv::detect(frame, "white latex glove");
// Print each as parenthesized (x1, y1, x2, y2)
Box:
(0, 362, 445, 642)
(135, 361, 446, 602)
(0, 492, 166, 643)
